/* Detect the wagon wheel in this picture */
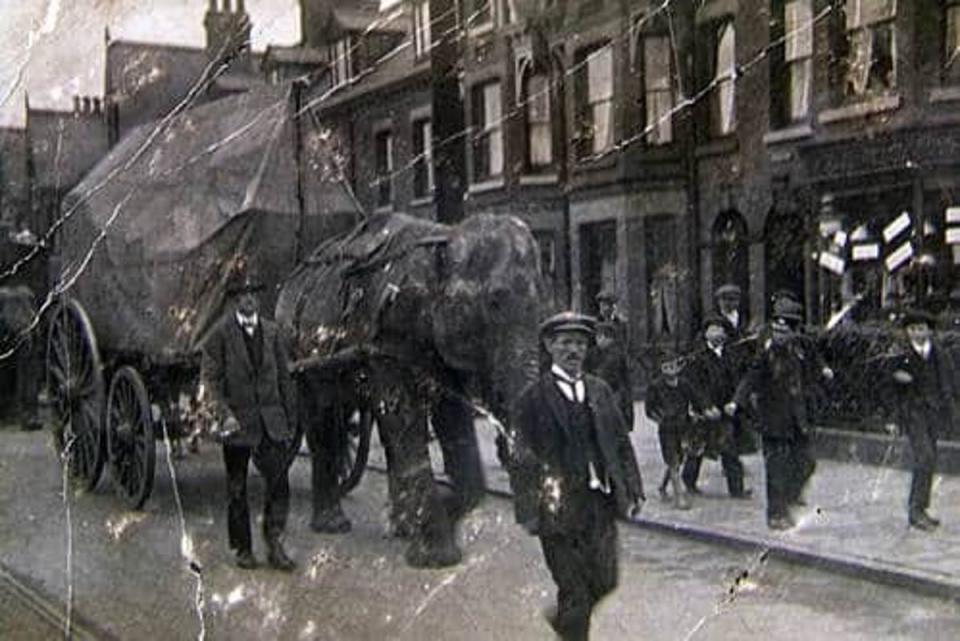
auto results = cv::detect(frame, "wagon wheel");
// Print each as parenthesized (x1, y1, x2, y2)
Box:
(106, 366, 156, 509)
(337, 404, 373, 496)
(46, 298, 105, 491)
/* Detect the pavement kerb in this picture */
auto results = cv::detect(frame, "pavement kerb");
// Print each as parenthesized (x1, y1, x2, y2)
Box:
(366, 464, 960, 603)
(0, 563, 108, 640)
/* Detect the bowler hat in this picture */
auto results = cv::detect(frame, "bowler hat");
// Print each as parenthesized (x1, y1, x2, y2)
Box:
(715, 283, 742, 298)
(225, 274, 264, 297)
(900, 309, 937, 329)
(540, 311, 597, 337)
(596, 288, 618, 303)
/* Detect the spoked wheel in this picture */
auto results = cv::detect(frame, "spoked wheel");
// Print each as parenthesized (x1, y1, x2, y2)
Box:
(106, 366, 156, 509)
(46, 298, 105, 491)
(337, 404, 373, 497)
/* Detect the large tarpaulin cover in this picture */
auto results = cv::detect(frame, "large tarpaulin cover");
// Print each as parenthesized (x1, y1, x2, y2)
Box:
(60, 85, 361, 360)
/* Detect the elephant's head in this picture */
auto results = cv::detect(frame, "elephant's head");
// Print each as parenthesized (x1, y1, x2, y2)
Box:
(432, 214, 544, 420)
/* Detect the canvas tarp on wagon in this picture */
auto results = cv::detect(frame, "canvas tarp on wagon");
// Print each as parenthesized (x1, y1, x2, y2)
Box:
(59, 85, 361, 361)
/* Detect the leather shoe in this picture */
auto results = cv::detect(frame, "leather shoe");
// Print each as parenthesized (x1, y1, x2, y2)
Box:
(311, 507, 352, 534)
(767, 516, 795, 531)
(909, 511, 940, 531)
(266, 540, 296, 572)
(235, 550, 258, 570)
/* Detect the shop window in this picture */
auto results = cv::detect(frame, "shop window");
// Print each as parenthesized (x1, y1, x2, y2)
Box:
(374, 130, 393, 209)
(412, 119, 434, 199)
(574, 44, 615, 159)
(523, 70, 553, 171)
(471, 81, 504, 182)
(770, 0, 813, 128)
(841, 0, 896, 99)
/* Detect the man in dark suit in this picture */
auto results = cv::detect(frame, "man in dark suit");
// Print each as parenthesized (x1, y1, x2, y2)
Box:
(887, 310, 958, 531)
(201, 277, 297, 570)
(507, 311, 644, 641)
(681, 316, 751, 499)
(728, 297, 833, 530)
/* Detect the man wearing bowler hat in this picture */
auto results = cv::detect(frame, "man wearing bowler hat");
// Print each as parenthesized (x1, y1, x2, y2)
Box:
(727, 296, 833, 530)
(201, 273, 297, 570)
(507, 311, 644, 641)
(887, 309, 958, 531)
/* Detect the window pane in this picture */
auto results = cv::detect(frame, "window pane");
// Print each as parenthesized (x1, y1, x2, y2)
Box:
(484, 83, 502, 125)
(785, 0, 813, 61)
(789, 58, 811, 119)
(948, 7, 960, 71)
(527, 74, 550, 122)
(526, 74, 552, 167)
(587, 46, 614, 102)
(643, 36, 671, 91)
(592, 102, 613, 153)
(646, 91, 673, 144)
(716, 23, 736, 134)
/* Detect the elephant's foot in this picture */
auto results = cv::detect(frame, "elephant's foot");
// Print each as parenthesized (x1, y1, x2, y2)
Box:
(404, 539, 463, 569)
(311, 506, 352, 534)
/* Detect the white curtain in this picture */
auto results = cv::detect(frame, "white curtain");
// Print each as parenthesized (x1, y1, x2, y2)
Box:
(484, 82, 503, 176)
(588, 46, 614, 152)
(527, 73, 553, 166)
(644, 36, 673, 144)
(716, 23, 736, 135)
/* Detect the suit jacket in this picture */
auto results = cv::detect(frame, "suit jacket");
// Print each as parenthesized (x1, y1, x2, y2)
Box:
(585, 338, 635, 430)
(733, 336, 820, 439)
(887, 340, 958, 436)
(508, 373, 644, 535)
(201, 315, 296, 448)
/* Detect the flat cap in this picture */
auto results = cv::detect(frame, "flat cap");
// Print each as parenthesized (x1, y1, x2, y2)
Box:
(715, 283, 742, 298)
(540, 311, 597, 337)
(900, 308, 937, 328)
(772, 297, 803, 323)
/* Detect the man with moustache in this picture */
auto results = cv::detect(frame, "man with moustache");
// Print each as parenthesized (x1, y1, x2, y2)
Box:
(507, 311, 644, 641)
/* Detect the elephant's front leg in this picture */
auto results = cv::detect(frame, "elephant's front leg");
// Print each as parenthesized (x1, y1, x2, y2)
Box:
(373, 365, 462, 568)
(432, 388, 485, 520)
(301, 376, 351, 533)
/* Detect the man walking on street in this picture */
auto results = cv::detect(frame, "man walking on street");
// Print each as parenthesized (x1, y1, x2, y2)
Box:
(887, 309, 957, 531)
(507, 311, 644, 641)
(728, 296, 833, 530)
(201, 276, 297, 571)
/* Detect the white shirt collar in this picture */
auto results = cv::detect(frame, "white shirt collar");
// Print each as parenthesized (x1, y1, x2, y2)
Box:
(236, 311, 259, 336)
(723, 309, 739, 328)
(911, 339, 932, 359)
(551, 364, 586, 403)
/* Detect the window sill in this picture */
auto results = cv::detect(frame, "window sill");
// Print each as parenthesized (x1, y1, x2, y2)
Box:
(519, 173, 559, 186)
(468, 178, 505, 194)
(574, 153, 618, 171)
(763, 123, 814, 145)
(695, 136, 738, 159)
(410, 196, 434, 207)
(930, 86, 960, 104)
(374, 205, 394, 214)
(817, 94, 901, 124)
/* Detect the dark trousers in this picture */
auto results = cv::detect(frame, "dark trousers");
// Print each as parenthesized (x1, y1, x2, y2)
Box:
(222, 438, 291, 553)
(682, 452, 745, 496)
(304, 393, 346, 514)
(539, 493, 618, 641)
(906, 420, 938, 515)
(762, 432, 815, 520)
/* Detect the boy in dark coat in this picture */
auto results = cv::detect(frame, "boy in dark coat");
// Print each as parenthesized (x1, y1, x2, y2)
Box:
(645, 354, 694, 509)
(887, 309, 958, 531)
(507, 311, 644, 641)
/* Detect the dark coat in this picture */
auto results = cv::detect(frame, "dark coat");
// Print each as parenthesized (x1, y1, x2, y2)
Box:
(733, 336, 822, 439)
(201, 315, 297, 448)
(585, 336, 634, 430)
(887, 339, 958, 436)
(508, 373, 644, 535)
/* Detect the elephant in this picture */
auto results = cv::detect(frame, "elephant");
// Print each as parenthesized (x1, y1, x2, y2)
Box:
(0, 285, 40, 428)
(276, 212, 543, 568)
